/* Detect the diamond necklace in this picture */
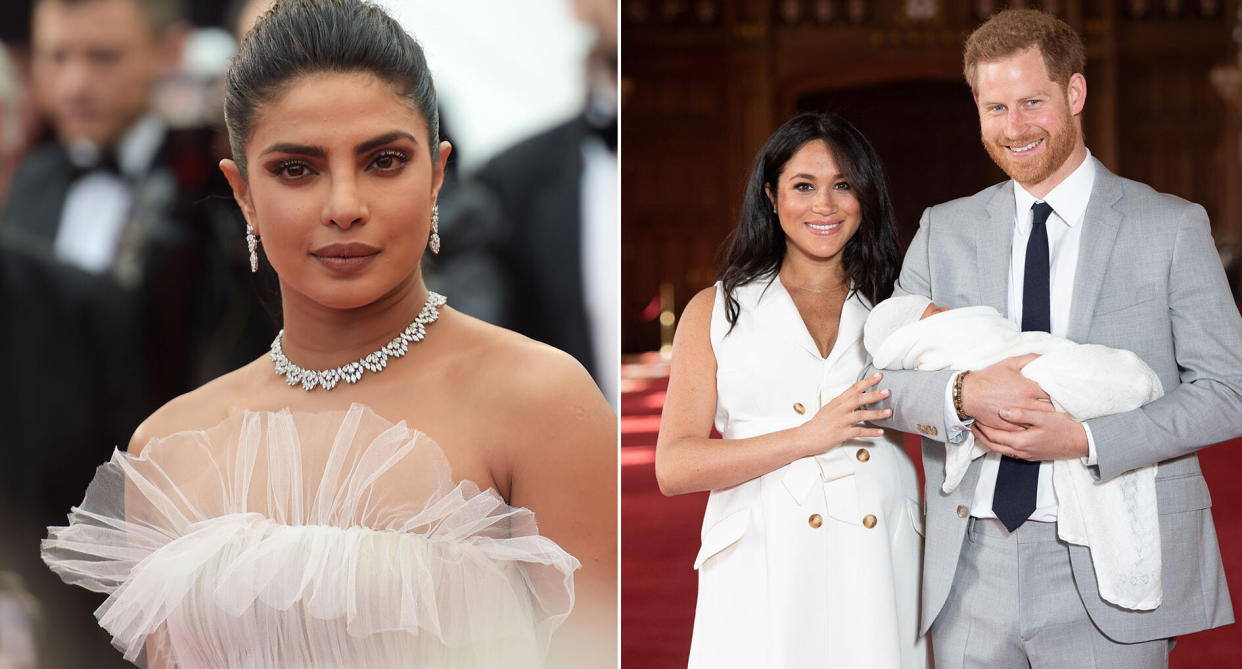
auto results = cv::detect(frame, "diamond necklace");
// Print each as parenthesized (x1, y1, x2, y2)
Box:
(270, 291, 447, 391)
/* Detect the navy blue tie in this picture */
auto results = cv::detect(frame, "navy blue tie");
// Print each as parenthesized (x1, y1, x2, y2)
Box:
(993, 201, 1053, 532)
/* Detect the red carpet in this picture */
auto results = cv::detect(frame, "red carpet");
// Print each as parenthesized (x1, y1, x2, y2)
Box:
(621, 352, 1242, 667)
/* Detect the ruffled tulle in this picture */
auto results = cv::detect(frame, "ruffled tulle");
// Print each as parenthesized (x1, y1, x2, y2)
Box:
(42, 404, 579, 668)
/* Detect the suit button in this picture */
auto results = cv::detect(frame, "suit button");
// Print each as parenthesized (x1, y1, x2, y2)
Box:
(862, 514, 877, 529)
(808, 514, 823, 528)
(793, 402, 806, 415)
(856, 448, 870, 462)
(956, 505, 969, 518)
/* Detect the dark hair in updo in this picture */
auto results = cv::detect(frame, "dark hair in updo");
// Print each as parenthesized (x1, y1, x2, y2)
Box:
(224, 0, 440, 177)
(719, 112, 899, 329)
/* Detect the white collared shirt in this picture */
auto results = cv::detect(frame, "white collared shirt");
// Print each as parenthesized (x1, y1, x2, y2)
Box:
(581, 132, 619, 411)
(54, 113, 165, 274)
(942, 151, 1098, 522)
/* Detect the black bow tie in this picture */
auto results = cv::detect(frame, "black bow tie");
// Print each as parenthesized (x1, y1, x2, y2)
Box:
(587, 114, 617, 153)
(69, 150, 123, 182)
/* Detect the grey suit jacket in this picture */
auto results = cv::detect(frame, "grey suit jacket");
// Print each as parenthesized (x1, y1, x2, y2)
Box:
(868, 158, 1242, 642)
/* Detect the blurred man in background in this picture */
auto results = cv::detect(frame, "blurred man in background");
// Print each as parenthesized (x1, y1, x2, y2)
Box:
(441, 0, 619, 408)
(0, 1, 272, 663)
(3, 0, 269, 405)
(6, 0, 184, 279)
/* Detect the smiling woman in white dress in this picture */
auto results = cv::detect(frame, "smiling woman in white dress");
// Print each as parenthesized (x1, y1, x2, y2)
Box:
(656, 112, 928, 668)
(40, 1, 617, 667)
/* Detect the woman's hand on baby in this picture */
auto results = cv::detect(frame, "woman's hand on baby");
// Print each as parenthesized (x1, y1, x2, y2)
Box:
(961, 353, 1052, 430)
(794, 373, 891, 457)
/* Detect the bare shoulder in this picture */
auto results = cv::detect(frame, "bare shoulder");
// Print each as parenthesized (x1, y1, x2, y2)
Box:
(681, 285, 717, 328)
(429, 310, 613, 478)
(439, 310, 608, 421)
(128, 359, 267, 455)
(667, 285, 719, 359)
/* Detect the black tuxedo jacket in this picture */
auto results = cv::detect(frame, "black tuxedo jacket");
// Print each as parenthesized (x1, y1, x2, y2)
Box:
(2, 131, 274, 402)
(0, 130, 274, 665)
(469, 114, 598, 380)
(0, 236, 131, 666)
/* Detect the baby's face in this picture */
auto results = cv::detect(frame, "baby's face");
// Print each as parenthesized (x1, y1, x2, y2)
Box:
(920, 302, 951, 320)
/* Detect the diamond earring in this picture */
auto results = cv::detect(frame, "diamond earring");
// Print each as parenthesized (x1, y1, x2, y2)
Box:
(246, 224, 260, 273)
(429, 204, 441, 255)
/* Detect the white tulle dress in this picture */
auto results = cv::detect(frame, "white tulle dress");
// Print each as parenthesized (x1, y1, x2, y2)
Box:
(41, 404, 579, 668)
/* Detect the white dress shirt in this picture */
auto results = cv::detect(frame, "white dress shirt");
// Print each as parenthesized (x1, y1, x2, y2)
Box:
(580, 133, 619, 411)
(941, 151, 1099, 522)
(54, 114, 164, 274)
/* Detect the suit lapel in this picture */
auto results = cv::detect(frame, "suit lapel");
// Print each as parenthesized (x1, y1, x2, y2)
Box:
(1, 144, 74, 243)
(975, 184, 1014, 313)
(1068, 160, 1124, 342)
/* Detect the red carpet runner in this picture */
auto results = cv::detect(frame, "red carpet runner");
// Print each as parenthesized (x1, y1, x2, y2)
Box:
(621, 352, 1242, 667)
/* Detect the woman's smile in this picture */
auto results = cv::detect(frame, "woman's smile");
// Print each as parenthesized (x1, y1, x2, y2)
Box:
(804, 220, 843, 235)
(767, 139, 862, 262)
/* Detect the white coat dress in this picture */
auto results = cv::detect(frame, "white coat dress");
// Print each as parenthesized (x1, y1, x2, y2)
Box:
(687, 278, 928, 669)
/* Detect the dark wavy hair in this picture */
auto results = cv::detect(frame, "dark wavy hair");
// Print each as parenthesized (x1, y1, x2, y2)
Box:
(719, 112, 899, 328)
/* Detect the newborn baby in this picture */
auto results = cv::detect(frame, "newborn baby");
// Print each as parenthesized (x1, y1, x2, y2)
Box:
(864, 294, 1164, 611)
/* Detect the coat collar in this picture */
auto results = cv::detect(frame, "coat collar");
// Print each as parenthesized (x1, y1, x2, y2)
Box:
(1067, 158, 1124, 342)
(748, 275, 870, 362)
(976, 183, 1015, 315)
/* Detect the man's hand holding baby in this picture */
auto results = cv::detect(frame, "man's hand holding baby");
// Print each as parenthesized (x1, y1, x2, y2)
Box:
(961, 353, 1090, 460)
(972, 409, 1090, 460)
(960, 353, 1050, 430)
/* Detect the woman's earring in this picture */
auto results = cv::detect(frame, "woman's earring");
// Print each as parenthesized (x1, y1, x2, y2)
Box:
(429, 204, 441, 255)
(246, 224, 260, 273)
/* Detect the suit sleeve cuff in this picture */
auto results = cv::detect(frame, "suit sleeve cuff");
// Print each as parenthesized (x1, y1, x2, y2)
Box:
(944, 371, 973, 444)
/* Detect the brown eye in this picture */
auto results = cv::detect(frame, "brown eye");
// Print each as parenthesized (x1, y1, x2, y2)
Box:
(370, 150, 409, 172)
(271, 160, 314, 179)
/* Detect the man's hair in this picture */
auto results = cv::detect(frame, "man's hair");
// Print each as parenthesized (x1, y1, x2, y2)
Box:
(35, 0, 185, 34)
(963, 9, 1084, 92)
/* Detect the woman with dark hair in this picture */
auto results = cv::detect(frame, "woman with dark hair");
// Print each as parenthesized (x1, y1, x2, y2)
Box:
(656, 112, 927, 668)
(40, 1, 616, 667)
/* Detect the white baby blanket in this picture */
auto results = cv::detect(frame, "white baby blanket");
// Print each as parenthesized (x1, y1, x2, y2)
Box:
(865, 296, 1164, 610)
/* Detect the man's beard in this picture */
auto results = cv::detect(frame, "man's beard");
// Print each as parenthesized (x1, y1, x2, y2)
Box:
(983, 117, 1078, 187)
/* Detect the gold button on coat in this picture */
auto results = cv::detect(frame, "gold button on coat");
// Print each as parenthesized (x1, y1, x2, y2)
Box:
(856, 448, 870, 462)
(793, 402, 806, 415)
(956, 505, 969, 518)
(808, 514, 823, 528)
(862, 514, 877, 529)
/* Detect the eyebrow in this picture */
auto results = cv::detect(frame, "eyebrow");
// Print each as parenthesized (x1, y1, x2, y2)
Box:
(979, 93, 1047, 105)
(788, 172, 846, 180)
(259, 131, 420, 158)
